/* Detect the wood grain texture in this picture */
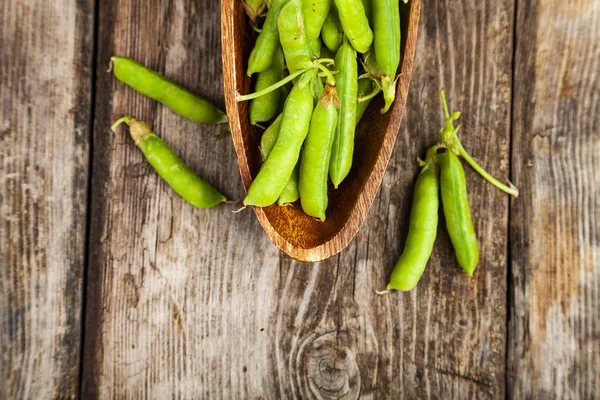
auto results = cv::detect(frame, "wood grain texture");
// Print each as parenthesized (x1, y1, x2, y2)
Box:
(82, 0, 513, 398)
(222, 0, 421, 262)
(0, 0, 94, 398)
(508, 0, 600, 397)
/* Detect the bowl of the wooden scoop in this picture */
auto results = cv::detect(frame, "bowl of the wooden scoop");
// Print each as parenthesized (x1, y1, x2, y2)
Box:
(221, 0, 421, 262)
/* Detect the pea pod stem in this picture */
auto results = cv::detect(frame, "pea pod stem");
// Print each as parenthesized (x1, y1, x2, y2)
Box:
(358, 86, 381, 103)
(439, 90, 519, 198)
(236, 68, 308, 102)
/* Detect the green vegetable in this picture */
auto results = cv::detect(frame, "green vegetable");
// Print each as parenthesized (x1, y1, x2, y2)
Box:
(438, 149, 479, 276)
(278, 0, 314, 73)
(321, 6, 343, 53)
(250, 48, 285, 125)
(302, 0, 333, 40)
(329, 38, 358, 188)
(111, 57, 227, 124)
(243, 71, 317, 207)
(333, 0, 373, 53)
(247, 0, 290, 76)
(387, 146, 439, 291)
(111, 116, 226, 208)
(372, 0, 401, 113)
(299, 85, 339, 220)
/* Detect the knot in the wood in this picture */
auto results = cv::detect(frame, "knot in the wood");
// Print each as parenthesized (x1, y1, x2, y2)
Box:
(297, 332, 360, 400)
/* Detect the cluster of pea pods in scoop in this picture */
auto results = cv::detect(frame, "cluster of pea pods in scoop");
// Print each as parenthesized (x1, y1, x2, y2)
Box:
(237, 0, 407, 220)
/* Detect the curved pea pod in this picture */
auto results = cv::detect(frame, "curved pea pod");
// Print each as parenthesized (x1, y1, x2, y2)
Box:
(249, 48, 285, 125)
(242, 0, 266, 22)
(321, 6, 343, 53)
(302, 0, 332, 40)
(243, 71, 316, 207)
(329, 38, 358, 188)
(372, 0, 401, 113)
(111, 117, 226, 208)
(277, 164, 300, 205)
(438, 150, 479, 276)
(260, 114, 300, 206)
(333, 0, 373, 53)
(278, 0, 314, 73)
(247, 0, 290, 76)
(387, 147, 439, 291)
(111, 57, 227, 124)
(299, 85, 338, 221)
(260, 114, 283, 160)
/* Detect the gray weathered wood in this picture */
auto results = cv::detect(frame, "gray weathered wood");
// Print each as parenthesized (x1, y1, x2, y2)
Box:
(0, 0, 94, 398)
(82, 0, 513, 398)
(508, 0, 600, 397)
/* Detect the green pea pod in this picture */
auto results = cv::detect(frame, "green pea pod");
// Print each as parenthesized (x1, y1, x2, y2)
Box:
(111, 116, 226, 208)
(277, 164, 300, 205)
(387, 146, 439, 291)
(260, 114, 300, 206)
(360, 0, 371, 23)
(356, 78, 373, 123)
(302, 0, 333, 40)
(243, 0, 266, 22)
(249, 48, 285, 125)
(299, 85, 338, 221)
(278, 0, 314, 74)
(111, 57, 227, 124)
(310, 37, 322, 58)
(329, 38, 358, 188)
(438, 150, 479, 276)
(372, 0, 401, 113)
(333, 0, 373, 53)
(247, 0, 290, 76)
(320, 44, 335, 60)
(260, 114, 283, 160)
(321, 6, 343, 53)
(244, 71, 316, 207)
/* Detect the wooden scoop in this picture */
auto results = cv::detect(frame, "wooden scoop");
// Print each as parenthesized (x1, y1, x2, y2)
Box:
(221, 0, 421, 262)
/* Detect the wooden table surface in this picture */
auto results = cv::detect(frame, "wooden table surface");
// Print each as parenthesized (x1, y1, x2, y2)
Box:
(1, 0, 598, 398)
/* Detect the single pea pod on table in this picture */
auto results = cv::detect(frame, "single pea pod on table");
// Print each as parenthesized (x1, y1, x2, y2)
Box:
(437, 149, 479, 276)
(111, 116, 227, 209)
(387, 146, 439, 291)
(110, 57, 227, 125)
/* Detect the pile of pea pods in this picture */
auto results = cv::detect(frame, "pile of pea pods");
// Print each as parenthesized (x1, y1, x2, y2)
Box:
(238, 0, 406, 220)
(383, 91, 519, 291)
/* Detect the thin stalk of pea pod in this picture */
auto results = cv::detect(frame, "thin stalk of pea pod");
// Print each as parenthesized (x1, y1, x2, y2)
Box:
(111, 116, 227, 208)
(439, 90, 519, 197)
(110, 57, 227, 124)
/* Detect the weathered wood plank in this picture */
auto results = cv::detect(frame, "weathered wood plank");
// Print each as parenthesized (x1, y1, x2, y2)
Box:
(0, 0, 95, 398)
(508, 0, 599, 397)
(83, 0, 513, 398)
